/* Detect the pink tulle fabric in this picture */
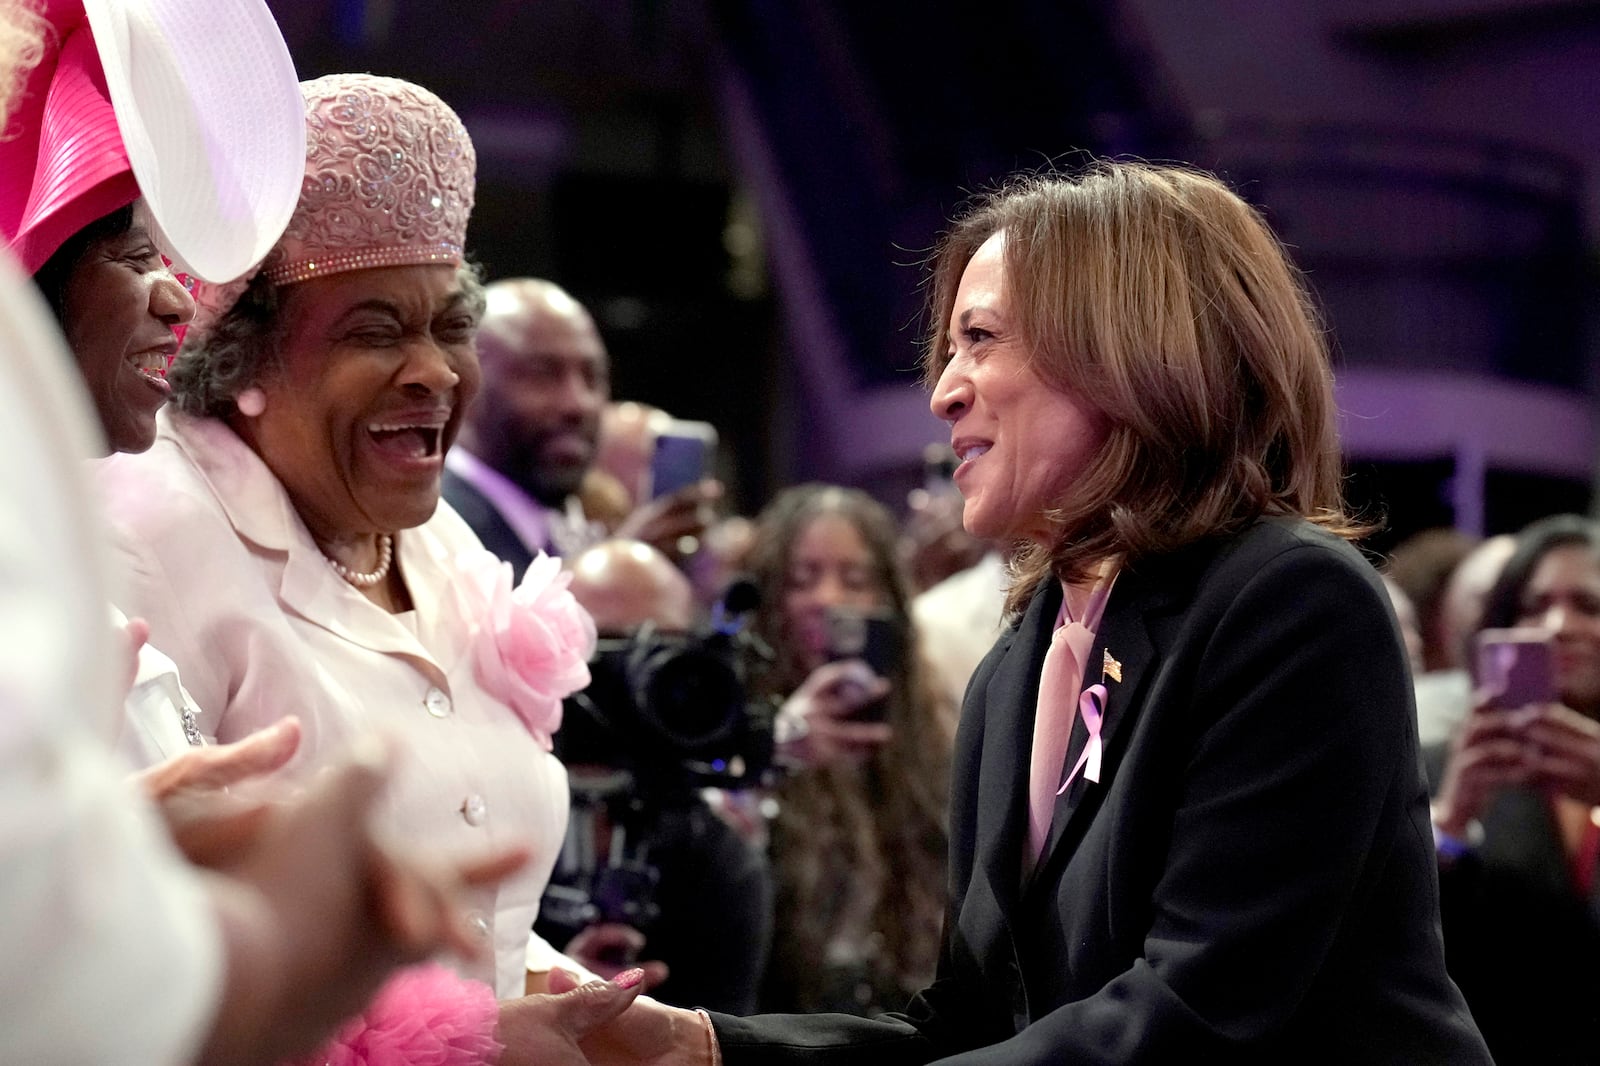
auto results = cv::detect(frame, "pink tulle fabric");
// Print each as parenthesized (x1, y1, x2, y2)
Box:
(292, 964, 502, 1066)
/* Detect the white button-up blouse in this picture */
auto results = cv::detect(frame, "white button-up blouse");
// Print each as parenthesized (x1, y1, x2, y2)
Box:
(95, 408, 576, 998)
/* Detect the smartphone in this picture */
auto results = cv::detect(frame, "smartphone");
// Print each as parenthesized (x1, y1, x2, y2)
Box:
(649, 420, 718, 500)
(825, 607, 904, 722)
(1475, 628, 1555, 710)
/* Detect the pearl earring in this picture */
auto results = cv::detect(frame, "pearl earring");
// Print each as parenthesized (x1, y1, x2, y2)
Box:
(235, 388, 266, 417)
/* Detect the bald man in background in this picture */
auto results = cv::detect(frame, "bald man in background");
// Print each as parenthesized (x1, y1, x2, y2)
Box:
(569, 539, 697, 633)
(445, 278, 718, 574)
(544, 539, 773, 1015)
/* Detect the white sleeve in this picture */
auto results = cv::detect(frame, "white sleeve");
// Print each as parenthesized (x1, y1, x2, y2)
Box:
(109, 605, 213, 769)
(525, 928, 601, 984)
(0, 734, 224, 1064)
(0, 252, 224, 1064)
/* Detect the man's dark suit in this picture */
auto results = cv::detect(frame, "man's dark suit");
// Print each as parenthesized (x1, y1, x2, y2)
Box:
(441, 466, 536, 578)
(714, 518, 1490, 1064)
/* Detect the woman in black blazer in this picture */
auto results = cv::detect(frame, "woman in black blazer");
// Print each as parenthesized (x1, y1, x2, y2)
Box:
(570, 161, 1491, 1064)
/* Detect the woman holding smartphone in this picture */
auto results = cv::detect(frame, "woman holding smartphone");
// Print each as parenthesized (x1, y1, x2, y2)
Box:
(1431, 513, 1600, 1065)
(746, 484, 958, 1016)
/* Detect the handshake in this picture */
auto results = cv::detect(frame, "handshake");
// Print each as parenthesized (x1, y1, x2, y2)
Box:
(135, 715, 714, 1066)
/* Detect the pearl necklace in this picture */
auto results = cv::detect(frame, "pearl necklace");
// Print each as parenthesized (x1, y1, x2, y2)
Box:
(323, 534, 394, 588)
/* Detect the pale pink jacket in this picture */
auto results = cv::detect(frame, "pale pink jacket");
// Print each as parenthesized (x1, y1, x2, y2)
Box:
(95, 408, 574, 998)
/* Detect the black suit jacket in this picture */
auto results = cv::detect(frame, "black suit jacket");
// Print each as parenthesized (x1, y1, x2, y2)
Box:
(715, 518, 1490, 1064)
(440, 467, 536, 579)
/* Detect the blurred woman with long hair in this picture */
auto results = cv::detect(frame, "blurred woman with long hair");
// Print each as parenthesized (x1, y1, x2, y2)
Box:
(748, 484, 956, 1016)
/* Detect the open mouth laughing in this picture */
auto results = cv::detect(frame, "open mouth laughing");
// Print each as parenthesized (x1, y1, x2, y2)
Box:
(131, 345, 176, 388)
(366, 415, 449, 462)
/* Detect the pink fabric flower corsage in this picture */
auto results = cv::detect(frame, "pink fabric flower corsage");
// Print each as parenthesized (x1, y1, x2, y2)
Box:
(291, 963, 502, 1066)
(458, 549, 596, 749)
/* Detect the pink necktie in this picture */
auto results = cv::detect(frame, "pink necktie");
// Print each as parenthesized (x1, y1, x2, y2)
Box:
(1026, 614, 1095, 864)
(1025, 576, 1115, 869)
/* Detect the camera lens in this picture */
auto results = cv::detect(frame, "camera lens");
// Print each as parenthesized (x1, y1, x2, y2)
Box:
(638, 646, 742, 750)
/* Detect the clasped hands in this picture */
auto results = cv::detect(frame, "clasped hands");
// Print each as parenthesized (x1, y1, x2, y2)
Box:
(506, 970, 715, 1066)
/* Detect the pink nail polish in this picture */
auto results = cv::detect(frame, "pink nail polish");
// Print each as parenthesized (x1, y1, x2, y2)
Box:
(615, 967, 646, 989)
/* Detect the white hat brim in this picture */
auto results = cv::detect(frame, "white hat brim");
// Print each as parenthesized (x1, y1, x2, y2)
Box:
(84, 0, 303, 283)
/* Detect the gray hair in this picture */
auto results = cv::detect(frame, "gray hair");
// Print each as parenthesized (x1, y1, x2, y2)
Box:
(170, 262, 487, 419)
(169, 271, 287, 418)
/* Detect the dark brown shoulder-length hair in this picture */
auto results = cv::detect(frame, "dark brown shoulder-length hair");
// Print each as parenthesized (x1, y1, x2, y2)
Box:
(923, 161, 1363, 614)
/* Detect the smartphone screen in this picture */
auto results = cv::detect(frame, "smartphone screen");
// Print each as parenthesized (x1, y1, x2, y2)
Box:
(824, 607, 904, 721)
(1475, 627, 1556, 710)
(650, 421, 717, 499)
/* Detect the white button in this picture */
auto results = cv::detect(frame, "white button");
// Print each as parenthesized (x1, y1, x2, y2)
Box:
(424, 687, 452, 718)
(461, 793, 488, 826)
(466, 911, 490, 940)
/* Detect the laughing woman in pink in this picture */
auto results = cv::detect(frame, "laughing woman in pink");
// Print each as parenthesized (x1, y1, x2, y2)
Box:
(96, 73, 626, 1059)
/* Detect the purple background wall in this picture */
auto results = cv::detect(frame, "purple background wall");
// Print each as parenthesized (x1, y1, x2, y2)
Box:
(265, 0, 1600, 544)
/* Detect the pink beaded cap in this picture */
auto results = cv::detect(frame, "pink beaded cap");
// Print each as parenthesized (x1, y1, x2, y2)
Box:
(260, 73, 476, 287)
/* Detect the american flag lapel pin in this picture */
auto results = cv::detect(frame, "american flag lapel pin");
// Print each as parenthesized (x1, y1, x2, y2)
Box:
(1102, 649, 1122, 684)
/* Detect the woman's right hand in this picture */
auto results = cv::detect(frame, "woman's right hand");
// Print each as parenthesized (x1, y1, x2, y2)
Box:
(776, 659, 893, 768)
(497, 969, 648, 1066)
(545, 970, 714, 1066)
(1523, 702, 1600, 805)
(1432, 695, 1538, 838)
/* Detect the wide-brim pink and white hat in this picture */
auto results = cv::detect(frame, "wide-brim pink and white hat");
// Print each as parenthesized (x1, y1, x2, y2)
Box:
(0, 0, 303, 283)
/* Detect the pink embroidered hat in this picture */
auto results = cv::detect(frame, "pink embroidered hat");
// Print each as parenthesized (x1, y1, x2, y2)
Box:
(258, 73, 476, 287)
(0, 0, 303, 281)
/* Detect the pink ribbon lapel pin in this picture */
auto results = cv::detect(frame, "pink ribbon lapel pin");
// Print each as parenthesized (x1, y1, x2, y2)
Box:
(1058, 682, 1109, 793)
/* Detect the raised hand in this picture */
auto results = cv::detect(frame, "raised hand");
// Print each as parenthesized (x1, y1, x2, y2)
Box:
(1524, 703, 1600, 805)
(777, 659, 894, 768)
(133, 716, 302, 866)
(1432, 699, 1537, 838)
(614, 480, 722, 560)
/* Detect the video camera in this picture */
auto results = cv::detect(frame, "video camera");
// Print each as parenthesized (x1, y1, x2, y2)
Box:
(539, 581, 776, 947)
(554, 580, 777, 791)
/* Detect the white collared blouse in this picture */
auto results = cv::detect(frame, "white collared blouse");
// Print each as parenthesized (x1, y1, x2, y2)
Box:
(96, 408, 575, 998)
